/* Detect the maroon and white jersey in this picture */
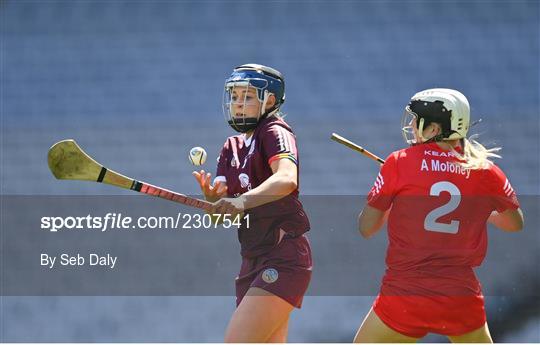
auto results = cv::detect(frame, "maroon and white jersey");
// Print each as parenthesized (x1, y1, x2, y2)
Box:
(215, 115, 310, 258)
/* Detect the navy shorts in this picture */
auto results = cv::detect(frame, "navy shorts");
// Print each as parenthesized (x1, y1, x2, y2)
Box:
(235, 234, 312, 308)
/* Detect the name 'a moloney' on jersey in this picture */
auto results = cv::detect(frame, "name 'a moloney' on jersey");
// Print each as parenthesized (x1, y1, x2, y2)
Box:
(215, 116, 310, 258)
(367, 142, 519, 271)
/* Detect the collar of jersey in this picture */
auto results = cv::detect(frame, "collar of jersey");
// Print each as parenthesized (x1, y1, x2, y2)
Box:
(426, 141, 463, 154)
(241, 115, 279, 147)
(242, 133, 253, 147)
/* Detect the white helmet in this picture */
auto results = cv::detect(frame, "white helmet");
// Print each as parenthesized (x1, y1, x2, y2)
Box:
(402, 88, 470, 145)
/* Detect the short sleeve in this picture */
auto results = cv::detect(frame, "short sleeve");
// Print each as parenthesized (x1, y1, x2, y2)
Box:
(366, 152, 399, 211)
(488, 164, 520, 212)
(215, 139, 229, 184)
(261, 124, 298, 166)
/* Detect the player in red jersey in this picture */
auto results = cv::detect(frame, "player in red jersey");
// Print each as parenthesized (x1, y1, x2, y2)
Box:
(353, 88, 524, 343)
(193, 64, 312, 342)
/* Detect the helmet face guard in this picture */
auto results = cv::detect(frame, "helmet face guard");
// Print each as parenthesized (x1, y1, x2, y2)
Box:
(223, 79, 269, 133)
(222, 64, 285, 133)
(401, 106, 423, 145)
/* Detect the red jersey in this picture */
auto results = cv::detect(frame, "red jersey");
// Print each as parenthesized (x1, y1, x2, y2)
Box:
(216, 116, 310, 258)
(367, 142, 519, 295)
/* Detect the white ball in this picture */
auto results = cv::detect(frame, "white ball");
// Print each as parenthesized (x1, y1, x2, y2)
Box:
(189, 147, 207, 166)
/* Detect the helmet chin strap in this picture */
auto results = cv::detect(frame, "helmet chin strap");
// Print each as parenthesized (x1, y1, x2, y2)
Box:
(260, 90, 269, 116)
(258, 90, 281, 119)
(423, 134, 445, 144)
(415, 118, 427, 144)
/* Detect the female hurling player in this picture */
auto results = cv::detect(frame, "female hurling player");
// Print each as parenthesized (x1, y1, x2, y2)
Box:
(354, 88, 523, 343)
(193, 64, 312, 343)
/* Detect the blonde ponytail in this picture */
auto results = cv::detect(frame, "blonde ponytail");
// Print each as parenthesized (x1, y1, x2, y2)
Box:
(454, 135, 501, 170)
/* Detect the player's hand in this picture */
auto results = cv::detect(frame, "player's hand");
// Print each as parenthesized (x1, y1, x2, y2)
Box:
(192, 170, 227, 202)
(210, 197, 245, 217)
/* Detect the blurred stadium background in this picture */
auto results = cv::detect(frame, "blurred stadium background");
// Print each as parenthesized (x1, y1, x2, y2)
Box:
(2, 0, 538, 342)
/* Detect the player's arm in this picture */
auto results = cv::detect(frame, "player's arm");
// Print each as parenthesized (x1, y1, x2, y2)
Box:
(208, 158, 297, 215)
(487, 164, 523, 232)
(488, 208, 524, 232)
(241, 157, 297, 209)
(358, 152, 397, 238)
(358, 205, 389, 238)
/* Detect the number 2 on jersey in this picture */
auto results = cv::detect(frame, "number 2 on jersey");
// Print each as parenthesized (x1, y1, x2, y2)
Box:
(424, 181, 461, 234)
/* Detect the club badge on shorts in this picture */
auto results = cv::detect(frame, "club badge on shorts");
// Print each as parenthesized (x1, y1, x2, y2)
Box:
(262, 268, 279, 284)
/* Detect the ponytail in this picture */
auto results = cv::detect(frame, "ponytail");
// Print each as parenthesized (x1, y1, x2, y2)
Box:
(454, 135, 501, 170)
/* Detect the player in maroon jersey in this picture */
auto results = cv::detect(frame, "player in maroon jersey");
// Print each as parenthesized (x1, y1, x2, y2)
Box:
(193, 64, 312, 342)
(354, 88, 524, 343)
